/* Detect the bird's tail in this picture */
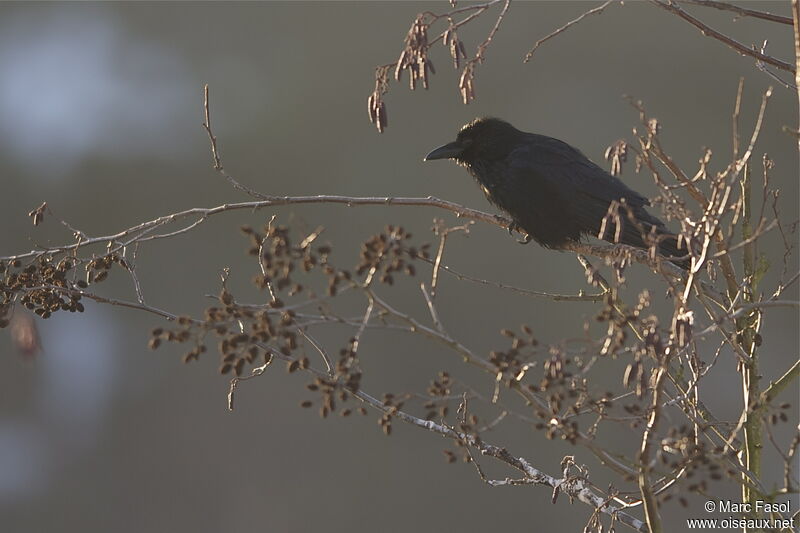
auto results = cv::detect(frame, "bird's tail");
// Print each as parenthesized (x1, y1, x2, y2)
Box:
(655, 233, 691, 271)
(610, 219, 691, 270)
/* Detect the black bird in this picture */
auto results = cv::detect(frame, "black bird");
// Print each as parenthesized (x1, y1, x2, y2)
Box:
(425, 118, 689, 269)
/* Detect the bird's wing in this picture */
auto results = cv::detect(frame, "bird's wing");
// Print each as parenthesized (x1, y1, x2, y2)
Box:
(510, 139, 663, 226)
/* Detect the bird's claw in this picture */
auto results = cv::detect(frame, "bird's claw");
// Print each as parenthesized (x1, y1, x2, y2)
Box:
(503, 220, 531, 244)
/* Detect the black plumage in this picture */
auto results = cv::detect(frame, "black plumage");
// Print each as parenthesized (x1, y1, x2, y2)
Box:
(425, 118, 688, 269)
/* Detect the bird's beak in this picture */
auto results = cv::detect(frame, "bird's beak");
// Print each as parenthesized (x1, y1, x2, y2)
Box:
(424, 141, 462, 161)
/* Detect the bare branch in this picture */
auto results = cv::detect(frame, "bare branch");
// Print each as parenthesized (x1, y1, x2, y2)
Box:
(676, 0, 793, 25)
(761, 359, 800, 405)
(227, 353, 273, 411)
(202, 85, 270, 200)
(349, 388, 649, 533)
(524, 1, 618, 62)
(412, 254, 605, 302)
(297, 329, 334, 376)
(430, 219, 472, 297)
(651, 0, 795, 73)
(4, 194, 685, 277)
(756, 40, 798, 91)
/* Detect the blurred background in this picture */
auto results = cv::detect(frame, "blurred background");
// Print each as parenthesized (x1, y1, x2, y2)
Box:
(0, 2, 797, 532)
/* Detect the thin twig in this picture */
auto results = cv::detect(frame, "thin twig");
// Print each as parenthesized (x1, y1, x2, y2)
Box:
(297, 329, 334, 376)
(227, 353, 273, 411)
(761, 359, 800, 405)
(430, 219, 472, 297)
(420, 283, 446, 334)
(524, 1, 617, 62)
(411, 252, 605, 301)
(202, 84, 270, 200)
(756, 40, 798, 91)
(367, 289, 495, 373)
(351, 295, 374, 355)
(473, 0, 512, 63)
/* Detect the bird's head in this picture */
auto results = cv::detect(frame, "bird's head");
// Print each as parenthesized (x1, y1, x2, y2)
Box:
(424, 117, 522, 165)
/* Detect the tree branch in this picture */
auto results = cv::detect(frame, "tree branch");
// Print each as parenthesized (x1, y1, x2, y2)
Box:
(349, 388, 649, 533)
(6, 195, 687, 278)
(651, 0, 795, 73)
(524, 0, 618, 62)
(676, 0, 793, 26)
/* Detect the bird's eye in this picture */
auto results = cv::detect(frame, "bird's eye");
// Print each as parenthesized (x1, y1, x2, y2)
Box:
(461, 137, 474, 147)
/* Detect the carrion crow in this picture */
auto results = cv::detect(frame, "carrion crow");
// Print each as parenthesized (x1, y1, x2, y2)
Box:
(425, 118, 689, 269)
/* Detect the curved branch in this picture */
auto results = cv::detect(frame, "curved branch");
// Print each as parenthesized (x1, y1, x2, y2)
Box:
(6, 195, 685, 278)
(4, 196, 508, 262)
(676, 0, 793, 25)
(651, 0, 795, 73)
